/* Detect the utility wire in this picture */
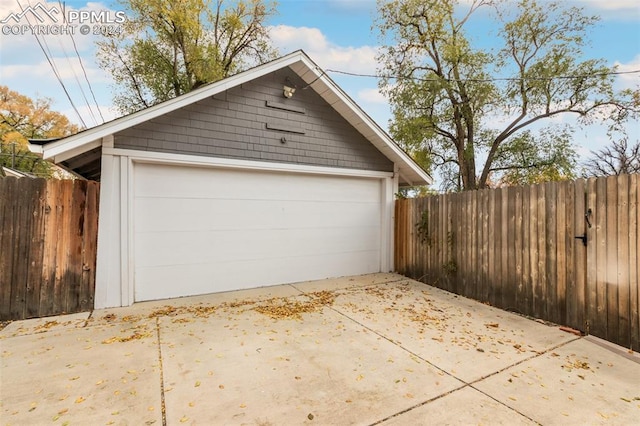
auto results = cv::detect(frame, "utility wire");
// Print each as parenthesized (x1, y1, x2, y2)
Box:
(56, 36, 99, 126)
(17, 0, 87, 128)
(326, 68, 640, 83)
(58, 0, 105, 124)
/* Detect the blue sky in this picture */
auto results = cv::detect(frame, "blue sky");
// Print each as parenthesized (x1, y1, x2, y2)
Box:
(1, 0, 638, 170)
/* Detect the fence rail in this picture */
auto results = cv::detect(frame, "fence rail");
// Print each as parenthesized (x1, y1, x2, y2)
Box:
(0, 177, 100, 320)
(395, 174, 639, 350)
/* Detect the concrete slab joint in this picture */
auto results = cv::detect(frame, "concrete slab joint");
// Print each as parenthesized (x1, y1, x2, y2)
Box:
(2, 273, 639, 425)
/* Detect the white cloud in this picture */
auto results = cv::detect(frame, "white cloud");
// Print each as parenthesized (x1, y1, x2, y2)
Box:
(358, 87, 387, 104)
(576, 0, 640, 11)
(614, 55, 640, 90)
(268, 24, 378, 75)
(2, 57, 110, 83)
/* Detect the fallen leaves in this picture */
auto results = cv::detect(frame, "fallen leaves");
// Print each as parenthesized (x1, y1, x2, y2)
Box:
(252, 291, 337, 320)
(102, 325, 152, 344)
(33, 320, 59, 332)
(561, 356, 591, 372)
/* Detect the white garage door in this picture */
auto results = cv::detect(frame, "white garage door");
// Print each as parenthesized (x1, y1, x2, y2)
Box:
(133, 162, 383, 301)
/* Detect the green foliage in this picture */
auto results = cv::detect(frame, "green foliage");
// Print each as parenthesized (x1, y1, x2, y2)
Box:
(98, 0, 279, 114)
(416, 210, 431, 245)
(0, 86, 79, 178)
(375, 0, 638, 191)
(492, 126, 577, 186)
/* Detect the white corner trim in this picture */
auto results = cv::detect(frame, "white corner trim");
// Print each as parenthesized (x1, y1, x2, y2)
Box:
(119, 156, 132, 306)
(102, 134, 114, 149)
(380, 176, 395, 273)
(102, 147, 395, 179)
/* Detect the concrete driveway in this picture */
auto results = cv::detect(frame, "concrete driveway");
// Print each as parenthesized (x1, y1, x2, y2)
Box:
(1, 274, 639, 425)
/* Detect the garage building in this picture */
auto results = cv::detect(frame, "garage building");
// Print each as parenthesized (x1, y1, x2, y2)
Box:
(30, 51, 431, 308)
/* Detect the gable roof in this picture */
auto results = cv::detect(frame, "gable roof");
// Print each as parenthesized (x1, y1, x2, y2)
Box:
(29, 50, 431, 186)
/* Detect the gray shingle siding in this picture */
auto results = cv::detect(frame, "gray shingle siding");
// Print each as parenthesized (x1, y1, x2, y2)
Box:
(114, 67, 394, 172)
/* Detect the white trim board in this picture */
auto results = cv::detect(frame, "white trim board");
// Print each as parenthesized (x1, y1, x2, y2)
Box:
(103, 148, 395, 179)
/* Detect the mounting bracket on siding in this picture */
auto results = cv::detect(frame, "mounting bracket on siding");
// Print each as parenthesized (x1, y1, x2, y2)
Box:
(265, 122, 306, 134)
(265, 101, 306, 114)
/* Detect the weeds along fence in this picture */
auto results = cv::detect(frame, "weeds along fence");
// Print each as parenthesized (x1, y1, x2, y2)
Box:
(0, 177, 100, 320)
(395, 174, 639, 350)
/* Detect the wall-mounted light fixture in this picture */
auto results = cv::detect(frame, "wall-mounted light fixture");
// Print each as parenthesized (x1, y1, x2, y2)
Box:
(283, 85, 296, 98)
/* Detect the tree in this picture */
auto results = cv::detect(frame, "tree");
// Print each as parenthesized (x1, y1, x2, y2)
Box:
(98, 0, 279, 114)
(0, 86, 79, 177)
(582, 138, 640, 177)
(375, 0, 638, 191)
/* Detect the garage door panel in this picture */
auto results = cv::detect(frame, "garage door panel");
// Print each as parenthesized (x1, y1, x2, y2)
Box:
(135, 249, 380, 301)
(135, 225, 381, 268)
(135, 198, 380, 233)
(133, 163, 384, 302)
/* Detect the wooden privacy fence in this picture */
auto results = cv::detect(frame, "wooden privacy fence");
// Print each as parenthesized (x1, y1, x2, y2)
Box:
(0, 177, 100, 320)
(395, 174, 639, 350)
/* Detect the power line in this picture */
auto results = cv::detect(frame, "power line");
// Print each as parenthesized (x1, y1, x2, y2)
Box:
(58, 0, 105, 124)
(326, 68, 640, 83)
(56, 35, 99, 126)
(17, 0, 87, 128)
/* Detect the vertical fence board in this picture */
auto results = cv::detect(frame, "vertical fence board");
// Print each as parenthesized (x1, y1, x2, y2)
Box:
(586, 178, 598, 336)
(67, 181, 87, 313)
(54, 181, 73, 314)
(480, 189, 489, 303)
(520, 186, 531, 316)
(630, 175, 639, 350)
(605, 177, 619, 342)
(513, 187, 522, 313)
(0, 178, 17, 319)
(457, 193, 465, 296)
(573, 179, 586, 333)
(10, 178, 35, 319)
(502, 188, 512, 309)
(535, 184, 547, 319)
(81, 181, 99, 311)
(529, 184, 539, 318)
(470, 191, 478, 301)
(486, 189, 496, 304)
(25, 179, 47, 318)
(594, 177, 609, 339)
(544, 183, 557, 323)
(616, 175, 630, 347)
(556, 182, 568, 326)
(40, 180, 60, 317)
